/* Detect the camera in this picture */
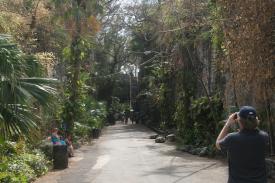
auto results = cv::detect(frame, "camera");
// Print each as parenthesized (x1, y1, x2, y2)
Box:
(233, 113, 238, 120)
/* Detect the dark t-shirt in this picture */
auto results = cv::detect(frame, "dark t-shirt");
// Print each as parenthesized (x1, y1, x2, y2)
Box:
(219, 129, 269, 183)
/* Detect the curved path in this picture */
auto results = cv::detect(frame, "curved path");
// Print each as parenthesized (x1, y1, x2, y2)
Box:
(36, 123, 227, 183)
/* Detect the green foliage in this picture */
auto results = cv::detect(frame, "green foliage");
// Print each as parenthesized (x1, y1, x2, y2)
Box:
(0, 139, 27, 157)
(69, 95, 107, 139)
(136, 91, 161, 128)
(208, 0, 224, 50)
(62, 62, 107, 135)
(0, 141, 17, 156)
(124, 0, 229, 156)
(56, 0, 107, 135)
(0, 171, 28, 183)
(5, 157, 36, 182)
(19, 152, 49, 176)
(74, 122, 91, 138)
(61, 37, 94, 134)
(0, 141, 50, 183)
(108, 97, 123, 122)
(175, 95, 224, 150)
(62, 39, 91, 63)
(85, 98, 107, 126)
(25, 55, 44, 77)
(190, 96, 224, 146)
(158, 70, 176, 130)
(0, 35, 58, 139)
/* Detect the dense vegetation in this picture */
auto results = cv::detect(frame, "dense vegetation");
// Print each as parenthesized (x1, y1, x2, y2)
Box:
(0, 140, 49, 182)
(0, 0, 274, 181)
(123, 0, 274, 154)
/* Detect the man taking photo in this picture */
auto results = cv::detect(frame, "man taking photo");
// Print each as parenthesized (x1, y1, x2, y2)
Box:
(216, 106, 269, 183)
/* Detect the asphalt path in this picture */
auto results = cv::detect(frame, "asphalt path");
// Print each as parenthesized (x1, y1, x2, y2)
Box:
(35, 123, 228, 183)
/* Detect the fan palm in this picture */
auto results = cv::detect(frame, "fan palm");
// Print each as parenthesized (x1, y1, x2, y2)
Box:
(0, 35, 58, 139)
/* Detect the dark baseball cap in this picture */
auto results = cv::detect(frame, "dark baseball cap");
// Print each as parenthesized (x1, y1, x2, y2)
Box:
(238, 106, 257, 119)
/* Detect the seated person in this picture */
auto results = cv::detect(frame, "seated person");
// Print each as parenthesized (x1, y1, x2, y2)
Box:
(65, 134, 74, 157)
(49, 128, 66, 145)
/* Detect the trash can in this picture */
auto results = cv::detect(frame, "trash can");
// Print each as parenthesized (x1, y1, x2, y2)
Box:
(53, 145, 68, 169)
(92, 128, 100, 139)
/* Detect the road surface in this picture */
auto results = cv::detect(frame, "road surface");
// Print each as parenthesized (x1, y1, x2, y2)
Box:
(35, 123, 228, 183)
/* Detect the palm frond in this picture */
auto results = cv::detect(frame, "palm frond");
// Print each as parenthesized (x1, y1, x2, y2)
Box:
(0, 35, 59, 139)
(24, 55, 44, 77)
(0, 104, 39, 139)
(0, 78, 58, 106)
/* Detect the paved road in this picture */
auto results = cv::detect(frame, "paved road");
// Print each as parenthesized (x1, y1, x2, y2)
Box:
(36, 123, 228, 183)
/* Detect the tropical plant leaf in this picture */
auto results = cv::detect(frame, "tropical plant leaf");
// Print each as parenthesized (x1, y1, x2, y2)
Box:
(0, 35, 59, 139)
(0, 104, 39, 139)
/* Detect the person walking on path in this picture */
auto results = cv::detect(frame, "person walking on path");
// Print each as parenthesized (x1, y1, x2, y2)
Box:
(216, 106, 269, 183)
(124, 109, 130, 124)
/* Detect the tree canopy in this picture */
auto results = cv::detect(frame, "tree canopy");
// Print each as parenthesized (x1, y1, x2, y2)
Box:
(0, 0, 274, 153)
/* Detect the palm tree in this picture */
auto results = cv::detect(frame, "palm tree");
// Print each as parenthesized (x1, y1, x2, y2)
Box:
(0, 35, 58, 139)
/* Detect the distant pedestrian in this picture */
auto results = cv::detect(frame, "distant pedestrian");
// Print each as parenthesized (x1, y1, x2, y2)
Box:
(124, 109, 130, 124)
(216, 106, 269, 183)
(130, 109, 135, 124)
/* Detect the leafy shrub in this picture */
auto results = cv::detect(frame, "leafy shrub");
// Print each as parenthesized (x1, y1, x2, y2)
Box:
(190, 95, 224, 146)
(175, 95, 225, 154)
(70, 97, 107, 140)
(6, 157, 35, 182)
(136, 92, 161, 128)
(0, 171, 27, 183)
(0, 140, 50, 182)
(19, 151, 49, 176)
(84, 98, 107, 129)
(0, 141, 17, 156)
(0, 139, 27, 157)
(74, 122, 91, 138)
(15, 138, 27, 154)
